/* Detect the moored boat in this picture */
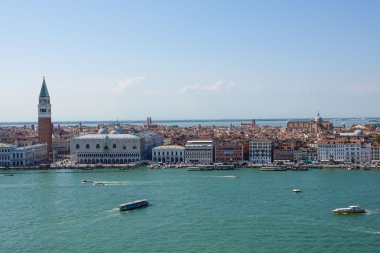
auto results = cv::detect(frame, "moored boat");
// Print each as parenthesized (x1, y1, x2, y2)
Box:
(119, 199, 149, 211)
(260, 166, 287, 171)
(332, 205, 366, 214)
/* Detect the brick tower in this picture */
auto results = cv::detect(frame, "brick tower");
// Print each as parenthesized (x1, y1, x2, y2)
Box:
(38, 77, 53, 156)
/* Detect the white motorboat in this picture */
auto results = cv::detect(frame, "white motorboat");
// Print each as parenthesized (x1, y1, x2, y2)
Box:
(333, 205, 366, 214)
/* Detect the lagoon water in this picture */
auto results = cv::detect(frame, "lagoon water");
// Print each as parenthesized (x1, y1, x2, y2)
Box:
(1, 168, 380, 252)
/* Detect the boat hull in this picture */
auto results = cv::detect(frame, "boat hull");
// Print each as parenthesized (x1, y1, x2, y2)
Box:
(119, 200, 149, 211)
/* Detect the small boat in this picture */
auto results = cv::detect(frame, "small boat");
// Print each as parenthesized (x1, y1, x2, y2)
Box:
(1, 173, 14, 176)
(119, 199, 149, 211)
(333, 205, 366, 214)
(81, 180, 94, 183)
(93, 182, 106, 186)
(292, 188, 301, 192)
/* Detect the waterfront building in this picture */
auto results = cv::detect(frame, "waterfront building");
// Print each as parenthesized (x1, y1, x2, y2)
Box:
(215, 141, 244, 163)
(287, 113, 333, 133)
(371, 143, 380, 163)
(185, 140, 214, 164)
(38, 77, 53, 156)
(317, 141, 371, 163)
(273, 147, 295, 162)
(70, 133, 142, 164)
(152, 145, 185, 163)
(10, 144, 48, 166)
(0, 144, 16, 167)
(249, 139, 274, 163)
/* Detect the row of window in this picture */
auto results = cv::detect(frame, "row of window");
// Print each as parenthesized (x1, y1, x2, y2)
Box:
(76, 144, 137, 150)
(77, 153, 140, 158)
(153, 151, 183, 156)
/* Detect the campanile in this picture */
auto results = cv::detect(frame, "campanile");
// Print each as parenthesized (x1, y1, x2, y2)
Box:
(38, 77, 53, 156)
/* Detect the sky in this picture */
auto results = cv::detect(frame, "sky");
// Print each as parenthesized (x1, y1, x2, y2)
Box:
(0, 0, 379, 122)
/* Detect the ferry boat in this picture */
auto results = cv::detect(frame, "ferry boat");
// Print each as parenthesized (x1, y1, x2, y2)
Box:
(332, 205, 366, 214)
(119, 199, 149, 211)
(260, 166, 287, 171)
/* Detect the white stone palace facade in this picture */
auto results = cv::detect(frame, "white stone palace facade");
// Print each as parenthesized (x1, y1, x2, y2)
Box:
(152, 145, 185, 163)
(70, 134, 143, 164)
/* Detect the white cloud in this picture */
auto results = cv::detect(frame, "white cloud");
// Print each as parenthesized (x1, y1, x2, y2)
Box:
(180, 79, 235, 93)
(112, 76, 145, 93)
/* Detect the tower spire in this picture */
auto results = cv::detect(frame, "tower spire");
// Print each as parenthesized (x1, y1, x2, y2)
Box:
(39, 77, 50, 98)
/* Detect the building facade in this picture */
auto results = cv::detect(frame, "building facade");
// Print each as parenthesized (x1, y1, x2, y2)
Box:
(273, 147, 295, 162)
(215, 141, 244, 163)
(10, 144, 48, 166)
(152, 145, 185, 163)
(38, 77, 53, 156)
(184, 140, 214, 164)
(0, 144, 16, 167)
(249, 139, 274, 163)
(70, 133, 143, 164)
(372, 144, 380, 163)
(317, 141, 371, 163)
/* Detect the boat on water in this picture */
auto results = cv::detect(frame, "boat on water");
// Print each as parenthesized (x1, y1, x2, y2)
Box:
(260, 166, 287, 171)
(292, 188, 301, 192)
(119, 199, 149, 211)
(1, 173, 14, 176)
(332, 205, 366, 214)
(186, 166, 214, 171)
(81, 180, 94, 183)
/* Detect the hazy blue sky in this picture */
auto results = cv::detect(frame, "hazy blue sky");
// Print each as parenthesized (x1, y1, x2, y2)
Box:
(1, 0, 379, 121)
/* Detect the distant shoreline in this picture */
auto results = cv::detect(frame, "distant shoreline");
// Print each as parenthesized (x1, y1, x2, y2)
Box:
(1, 117, 379, 127)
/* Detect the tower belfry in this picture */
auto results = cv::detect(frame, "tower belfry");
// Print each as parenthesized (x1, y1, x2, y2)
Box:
(38, 76, 53, 156)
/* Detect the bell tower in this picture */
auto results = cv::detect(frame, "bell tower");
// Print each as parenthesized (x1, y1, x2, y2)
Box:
(38, 76, 53, 156)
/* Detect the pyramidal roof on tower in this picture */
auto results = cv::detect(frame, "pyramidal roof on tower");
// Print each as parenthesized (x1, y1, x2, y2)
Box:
(39, 77, 50, 98)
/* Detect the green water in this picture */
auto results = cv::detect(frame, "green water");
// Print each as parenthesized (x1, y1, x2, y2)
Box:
(1, 168, 380, 253)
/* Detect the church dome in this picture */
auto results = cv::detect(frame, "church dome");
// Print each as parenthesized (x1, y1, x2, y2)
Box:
(354, 129, 364, 136)
(98, 128, 109, 134)
(110, 126, 125, 134)
(314, 113, 322, 122)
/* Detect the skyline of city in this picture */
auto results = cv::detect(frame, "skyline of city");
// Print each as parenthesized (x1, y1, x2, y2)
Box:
(1, 1, 380, 121)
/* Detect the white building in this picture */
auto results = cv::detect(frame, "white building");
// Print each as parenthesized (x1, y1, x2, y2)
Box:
(152, 145, 185, 163)
(184, 140, 214, 164)
(249, 139, 274, 163)
(317, 141, 371, 163)
(0, 144, 16, 167)
(70, 133, 142, 164)
(0, 143, 48, 167)
(10, 144, 48, 166)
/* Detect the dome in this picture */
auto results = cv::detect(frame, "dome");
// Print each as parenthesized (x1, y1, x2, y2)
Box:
(354, 129, 364, 136)
(110, 126, 125, 134)
(314, 113, 322, 122)
(98, 128, 109, 134)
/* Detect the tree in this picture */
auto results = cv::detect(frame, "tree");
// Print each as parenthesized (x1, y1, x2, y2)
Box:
(376, 135, 380, 143)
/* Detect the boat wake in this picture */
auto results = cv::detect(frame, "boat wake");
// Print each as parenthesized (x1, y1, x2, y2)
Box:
(346, 227, 380, 236)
